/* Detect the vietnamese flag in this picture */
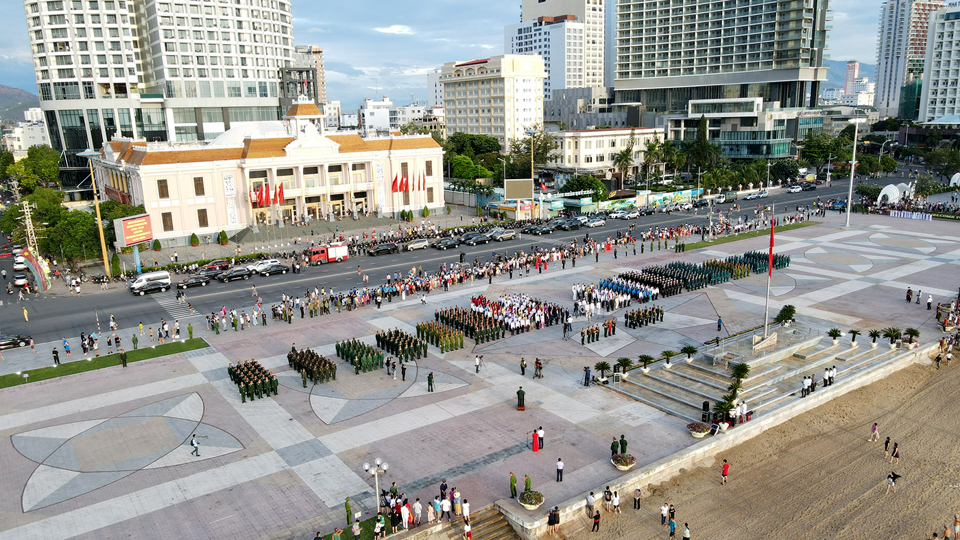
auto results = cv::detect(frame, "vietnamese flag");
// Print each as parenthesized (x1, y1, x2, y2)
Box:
(392, 174, 398, 193)
(260, 184, 268, 206)
(277, 182, 284, 204)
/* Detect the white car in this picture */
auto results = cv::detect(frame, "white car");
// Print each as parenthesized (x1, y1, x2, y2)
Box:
(621, 210, 640, 219)
(788, 185, 802, 193)
(757, 190, 769, 198)
(676, 202, 693, 211)
(573, 215, 590, 224)
(13, 274, 28, 287)
(246, 259, 280, 274)
(12, 256, 26, 271)
(406, 238, 431, 250)
(743, 192, 759, 201)
(607, 211, 627, 219)
(586, 218, 605, 227)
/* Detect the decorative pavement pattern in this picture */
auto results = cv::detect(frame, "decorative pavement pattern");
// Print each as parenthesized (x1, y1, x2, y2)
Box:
(0, 214, 957, 540)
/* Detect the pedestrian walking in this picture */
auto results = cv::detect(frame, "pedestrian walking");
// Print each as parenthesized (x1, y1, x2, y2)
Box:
(869, 422, 880, 442)
(682, 523, 691, 540)
(190, 434, 200, 456)
(885, 471, 900, 494)
(52, 348, 60, 366)
(890, 442, 900, 465)
(591, 511, 601, 533)
(721, 459, 730, 485)
(634, 487, 642, 510)
(884, 436, 891, 458)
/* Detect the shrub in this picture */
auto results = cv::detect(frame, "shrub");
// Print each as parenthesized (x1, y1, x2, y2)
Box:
(190, 233, 199, 246)
(827, 328, 842, 339)
(111, 253, 121, 276)
(422, 205, 429, 218)
(152, 239, 161, 251)
(518, 490, 544, 506)
(612, 453, 636, 467)
(217, 230, 228, 244)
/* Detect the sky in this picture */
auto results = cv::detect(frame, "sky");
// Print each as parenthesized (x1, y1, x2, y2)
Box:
(0, 0, 881, 109)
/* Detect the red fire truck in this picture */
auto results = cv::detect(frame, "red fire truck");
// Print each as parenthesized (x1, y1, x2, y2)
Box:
(307, 243, 349, 265)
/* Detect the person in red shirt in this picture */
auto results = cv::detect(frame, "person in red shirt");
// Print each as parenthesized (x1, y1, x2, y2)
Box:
(721, 459, 730, 485)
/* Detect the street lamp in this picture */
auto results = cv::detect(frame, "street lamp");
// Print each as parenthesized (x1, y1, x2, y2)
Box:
(845, 117, 867, 227)
(825, 154, 835, 185)
(766, 161, 771, 188)
(525, 128, 538, 221)
(363, 458, 389, 506)
(77, 150, 112, 278)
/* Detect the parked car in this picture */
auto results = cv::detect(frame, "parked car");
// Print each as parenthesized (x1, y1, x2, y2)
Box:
(490, 229, 517, 242)
(0, 334, 31, 349)
(131, 281, 170, 295)
(433, 238, 460, 250)
(367, 243, 399, 256)
(692, 199, 709, 209)
(788, 185, 803, 193)
(196, 267, 225, 279)
(177, 275, 210, 289)
(406, 238, 431, 250)
(586, 217, 605, 228)
(459, 231, 486, 244)
(757, 190, 769, 198)
(621, 210, 640, 219)
(676, 202, 693, 211)
(607, 210, 627, 220)
(258, 263, 290, 276)
(217, 267, 252, 282)
(638, 207, 656, 216)
(465, 234, 491, 246)
(521, 224, 541, 235)
(801, 183, 817, 191)
(246, 259, 280, 274)
(557, 219, 581, 230)
(203, 260, 231, 271)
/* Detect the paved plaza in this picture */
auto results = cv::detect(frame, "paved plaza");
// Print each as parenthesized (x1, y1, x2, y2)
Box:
(0, 212, 957, 540)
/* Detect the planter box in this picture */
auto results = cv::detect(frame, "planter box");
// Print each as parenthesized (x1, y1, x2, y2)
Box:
(871, 342, 878, 348)
(611, 459, 635, 471)
(690, 431, 708, 439)
(519, 502, 542, 511)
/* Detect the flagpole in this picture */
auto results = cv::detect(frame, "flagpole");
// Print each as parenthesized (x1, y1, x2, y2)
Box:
(763, 205, 775, 339)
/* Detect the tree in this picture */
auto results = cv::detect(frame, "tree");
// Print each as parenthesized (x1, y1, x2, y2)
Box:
(848, 329, 861, 344)
(770, 159, 800, 182)
(924, 149, 960, 179)
(854, 182, 882, 201)
(859, 155, 880, 176)
(5, 161, 40, 195)
(680, 345, 698, 359)
(641, 137, 662, 188)
(0, 187, 67, 239)
(0, 151, 13, 178)
(616, 357, 633, 373)
(904, 327, 920, 343)
(637, 354, 655, 370)
(450, 155, 491, 180)
(507, 124, 559, 178)
(881, 327, 901, 345)
(880, 154, 898, 174)
(99, 200, 146, 245)
(612, 129, 636, 191)
(594, 360, 611, 379)
(399, 123, 430, 135)
(914, 174, 940, 198)
(872, 118, 901, 132)
(688, 115, 720, 171)
(868, 329, 881, 344)
(448, 133, 501, 155)
(800, 132, 841, 168)
(24, 145, 61, 187)
(838, 124, 857, 141)
(44, 209, 99, 264)
(730, 362, 750, 384)
(111, 252, 122, 276)
(561, 175, 608, 202)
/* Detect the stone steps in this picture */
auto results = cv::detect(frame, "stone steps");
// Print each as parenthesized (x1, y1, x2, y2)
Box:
(469, 506, 520, 540)
(645, 367, 725, 402)
(670, 362, 731, 390)
(619, 378, 706, 422)
(607, 382, 701, 424)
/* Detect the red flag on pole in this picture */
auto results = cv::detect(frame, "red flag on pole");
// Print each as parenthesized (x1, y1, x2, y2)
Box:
(261, 184, 268, 206)
(418, 172, 423, 191)
(250, 187, 255, 206)
(768, 214, 775, 277)
(277, 182, 284, 204)
(392, 174, 398, 193)
(256, 185, 263, 206)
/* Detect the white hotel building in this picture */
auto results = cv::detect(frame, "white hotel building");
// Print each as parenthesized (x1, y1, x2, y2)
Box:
(505, 15, 585, 100)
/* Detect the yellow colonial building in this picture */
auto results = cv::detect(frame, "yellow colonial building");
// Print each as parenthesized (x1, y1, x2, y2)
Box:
(92, 98, 443, 244)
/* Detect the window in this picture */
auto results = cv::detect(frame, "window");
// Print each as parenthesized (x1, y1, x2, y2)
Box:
(193, 176, 205, 196)
(197, 208, 208, 228)
(157, 179, 169, 199)
(425, 161, 433, 176)
(161, 212, 173, 232)
(401, 162, 408, 179)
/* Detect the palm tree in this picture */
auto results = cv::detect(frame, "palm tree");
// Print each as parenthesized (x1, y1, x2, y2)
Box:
(848, 329, 861, 344)
(616, 357, 634, 373)
(594, 361, 612, 379)
(661, 350, 678, 366)
(680, 345, 699, 360)
(612, 148, 634, 191)
(638, 354, 655, 370)
(868, 329, 881, 344)
(730, 362, 750, 384)
(642, 138, 663, 190)
(904, 328, 920, 344)
(881, 327, 901, 345)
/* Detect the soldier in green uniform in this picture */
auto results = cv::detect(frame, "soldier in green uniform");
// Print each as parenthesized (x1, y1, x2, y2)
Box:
(427, 372, 434, 392)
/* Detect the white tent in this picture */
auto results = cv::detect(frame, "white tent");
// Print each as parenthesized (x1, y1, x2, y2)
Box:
(951, 173, 960, 187)
(878, 184, 903, 204)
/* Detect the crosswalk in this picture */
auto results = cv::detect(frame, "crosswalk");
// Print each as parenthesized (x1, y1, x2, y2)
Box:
(151, 291, 195, 319)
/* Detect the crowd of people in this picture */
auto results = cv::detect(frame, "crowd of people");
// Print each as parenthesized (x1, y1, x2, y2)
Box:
(469, 293, 571, 335)
(572, 283, 633, 315)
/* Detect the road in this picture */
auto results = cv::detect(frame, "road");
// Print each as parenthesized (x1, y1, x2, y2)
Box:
(0, 182, 853, 344)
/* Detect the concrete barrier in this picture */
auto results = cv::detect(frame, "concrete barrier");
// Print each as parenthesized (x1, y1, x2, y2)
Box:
(497, 343, 936, 540)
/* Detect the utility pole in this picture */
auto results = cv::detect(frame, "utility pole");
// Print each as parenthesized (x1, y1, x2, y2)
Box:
(21, 201, 39, 256)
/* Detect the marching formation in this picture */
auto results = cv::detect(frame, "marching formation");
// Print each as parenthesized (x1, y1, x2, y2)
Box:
(228, 360, 278, 403)
(376, 329, 428, 362)
(624, 305, 664, 328)
(335, 339, 386, 374)
(415, 321, 465, 352)
(287, 346, 337, 387)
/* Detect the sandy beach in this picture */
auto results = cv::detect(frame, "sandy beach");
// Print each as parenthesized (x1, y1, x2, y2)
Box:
(561, 354, 957, 540)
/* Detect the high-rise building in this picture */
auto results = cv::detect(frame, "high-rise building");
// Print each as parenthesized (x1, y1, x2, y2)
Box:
(505, 15, 585, 100)
(521, 0, 604, 87)
(603, 0, 616, 88)
(875, 0, 944, 118)
(844, 61, 860, 94)
(295, 45, 327, 102)
(440, 55, 546, 148)
(920, 5, 960, 122)
(427, 69, 444, 109)
(614, 0, 830, 113)
(21, 0, 295, 188)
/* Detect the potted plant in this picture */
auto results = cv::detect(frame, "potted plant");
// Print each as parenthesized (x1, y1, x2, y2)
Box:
(827, 328, 842, 345)
(638, 354, 654, 373)
(190, 233, 200, 247)
(152, 239, 162, 251)
(730, 362, 750, 386)
(661, 350, 678, 368)
(518, 490, 544, 511)
(594, 361, 611, 382)
(881, 327, 901, 349)
(904, 328, 920, 348)
(611, 453, 636, 471)
(686, 421, 711, 438)
(422, 205, 430, 218)
(616, 357, 633, 375)
(774, 305, 796, 326)
(680, 345, 698, 362)
(868, 329, 881, 348)
(218, 230, 228, 245)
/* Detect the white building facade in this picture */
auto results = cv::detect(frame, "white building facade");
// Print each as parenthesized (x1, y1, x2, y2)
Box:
(441, 55, 546, 149)
(875, 0, 944, 118)
(920, 6, 960, 122)
(2, 110, 50, 160)
(522, 0, 604, 87)
(427, 68, 444, 109)
(21, 0, 294, 187)
(90, 101, 444, 244)
(505, 15, 585, 100)
(544, 127, 663, 180)
(358, 97, 393, 136)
